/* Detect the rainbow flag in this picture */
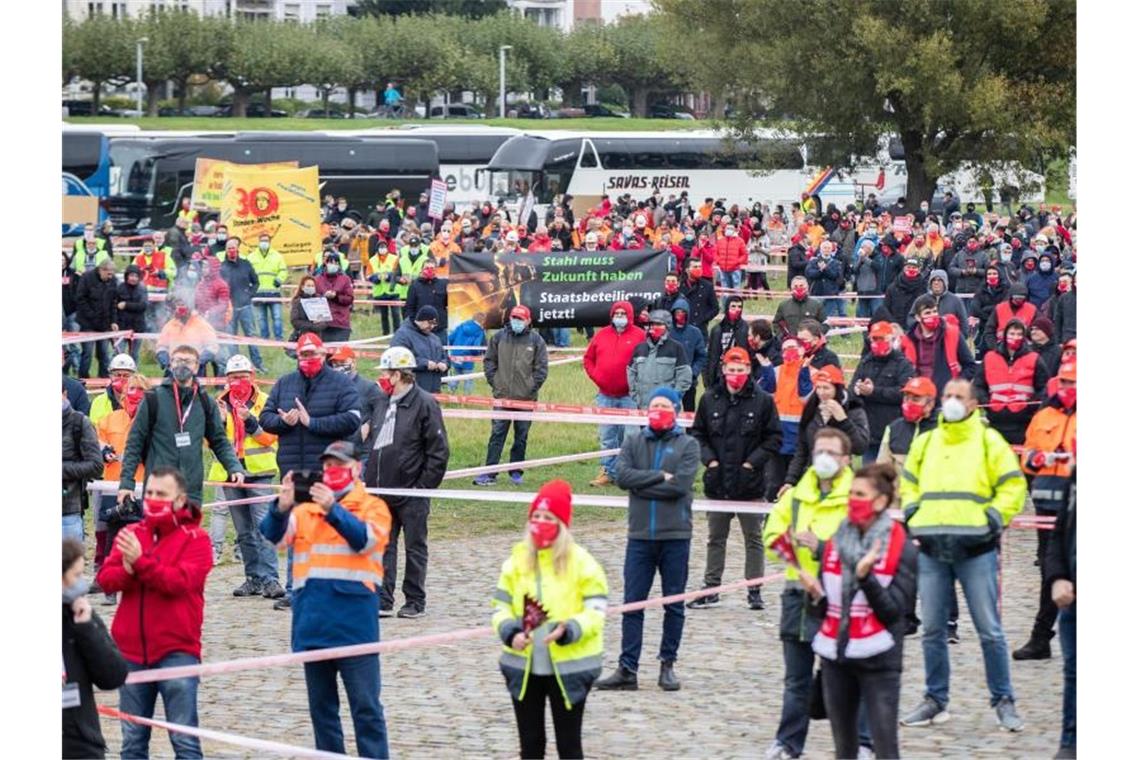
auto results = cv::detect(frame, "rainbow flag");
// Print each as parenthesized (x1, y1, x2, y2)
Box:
(805, 166, 836, 196)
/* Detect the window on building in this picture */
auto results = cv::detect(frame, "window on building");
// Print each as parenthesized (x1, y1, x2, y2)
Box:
(283, 2, 300, 21)
(88, 1, 105, 15)
(315, 3, 332, 19)
(110, 2, 127, 18)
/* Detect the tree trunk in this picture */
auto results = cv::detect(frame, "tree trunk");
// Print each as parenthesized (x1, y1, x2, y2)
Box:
(901, 130, 938, 208)
(561, 80, 583, 107)
(710, 91, 727, 121)
(91, 82, 102, 112)
(421, 91, 429, 118)
(176, 80, 188, 113)
(348, 88, 356, 118)
(322, 88, 330, 117)
(145, 82, 163, 117)
(264, 90, 272, 112)
(232, 88, 250, 118)
(631, 87, 649, 118)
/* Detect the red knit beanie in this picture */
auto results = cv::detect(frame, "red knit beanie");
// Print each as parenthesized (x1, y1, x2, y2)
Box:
(529, 479, 573, 527)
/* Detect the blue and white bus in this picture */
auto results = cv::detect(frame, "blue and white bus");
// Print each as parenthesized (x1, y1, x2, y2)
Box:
(62, 125, 142, 234)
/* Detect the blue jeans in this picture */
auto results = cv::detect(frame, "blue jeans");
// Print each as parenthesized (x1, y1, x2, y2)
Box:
(230, 305, 263, 367)
(120, 651, 202, 759)
(1059, 604, 1076, 748)
(79, 337, 112, 378)
(285, 546, 294, 597)
(485, 419, 532, 473)
(822, 298, 845, 321)
(718, 269, 742, 291)
(303, 654, 389, 759)
(63, 312, 81, 373)
(596, 394, 636, 478)
(552, 327, 572, 347)
(619, 538, 690, 672)
(856, 296, 883, 320)
(62, 514, 84, 544)
(225, 479, 279, 583)
(254, 296, 284, 341)
(919, 549, 1014, 708)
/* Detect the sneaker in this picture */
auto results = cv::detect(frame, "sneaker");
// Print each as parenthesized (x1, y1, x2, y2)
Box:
(379, 603, 395, 618)
(509, 472, 524, 485)
(1012, 635, 1052, 660)
(763, 741, 795, 760)
(857, 746, 875, 760)
(748, 589, 765, 611)
(946, 621, 960, 645)
(589, 468, 613, 487)
(397, 604, 425, 619)
(686, 591, 721, 609)
(233, 578, 263, 597)
(995, 697, 1024, 732)
(900, 696, 949, 727)
(473, 474, 496, 487)
(594, 665, 638, 691)
(260, 579, 286, 599)
(273, 597, 292, 611)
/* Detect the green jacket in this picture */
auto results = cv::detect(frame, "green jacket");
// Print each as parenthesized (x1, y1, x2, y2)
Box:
(485, 327, 548, 401)
(117, 379, 243, 503)
(246, 246, 288, 293)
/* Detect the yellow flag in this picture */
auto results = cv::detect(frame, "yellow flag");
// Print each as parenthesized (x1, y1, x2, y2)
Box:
(191, 158, 299, 212)
(220, 165, 321, 268)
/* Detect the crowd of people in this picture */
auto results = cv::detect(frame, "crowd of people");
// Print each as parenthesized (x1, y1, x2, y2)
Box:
(61, 187, 1077, 760)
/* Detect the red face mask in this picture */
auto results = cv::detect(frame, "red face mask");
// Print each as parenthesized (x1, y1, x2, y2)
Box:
(143, 498, 178, 531)
(901, 400, 926, 423)
(174, 306, 190, 320)
(322, 465, 355, 493)
(649, 325, 667, 342)
(1024, 259, 1036, 271)
(378, 376, 395, 395)
(792, 286, 808, 300)
(298, 357, 323, 378)
(1005, 335, 1024, 352)
(688, 268, 702, 281)
(111, 376, 128, 394)
(422, 268, 436, 280)
(647, 407, 676, 433)
(904, 268, 920, 280)
(228, 378, 253, 405)
(799, 338, 817, 355)
(664, 281, 679, 294)
(728, 305, 743, 320)
(226, 249, 239, 260)
(870, 340, 892, 357)
(528, 519, 560, 550)
(123, 387, 145, 417)
(747, 335, 761, 350)
(921, 315, 941, 331)
(725, 372, 750, 392)
(847, 496, 877, 528)
(1057, 280, 1071, 293)
(986, 274, 1000, 287)
(1057, 386, 1077, 409)
(674, 312, 688, 326)
(782, 348, 800, 365)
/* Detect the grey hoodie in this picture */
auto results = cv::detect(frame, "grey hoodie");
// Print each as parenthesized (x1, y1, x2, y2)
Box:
(927, 269, 969, 328)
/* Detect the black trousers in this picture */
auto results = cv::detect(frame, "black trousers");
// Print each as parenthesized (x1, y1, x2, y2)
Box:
(381, 498, 429, 608)
(511, 675, 586, 759)
(821, 660, 901, 760)
(1031, 504, 1060, 640)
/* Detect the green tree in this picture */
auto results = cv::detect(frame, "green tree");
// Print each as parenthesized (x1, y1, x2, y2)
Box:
(385, 14, 464, 117)
(558, 21, 618, 107)
(213, 20, 310, 117)
(304, 20, 366, 117)
(604, 14, 681, 117)
(63, 14, 136, 111)
(137, 9, 220, 115)
(658, 0, 1077, 204)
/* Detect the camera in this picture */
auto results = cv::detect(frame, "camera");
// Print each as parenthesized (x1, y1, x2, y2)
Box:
(104, 494, 143, 528)
(292, 470, 320, 504)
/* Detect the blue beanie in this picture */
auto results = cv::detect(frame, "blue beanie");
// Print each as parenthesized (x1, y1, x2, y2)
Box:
(648, 386, 682, 411)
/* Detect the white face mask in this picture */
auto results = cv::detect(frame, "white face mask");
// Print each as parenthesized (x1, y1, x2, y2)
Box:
(725, 228, 737, 237)
(812, 452, 841, 479)
(941, 397, 968, 422)
(259, 242, 269, 251)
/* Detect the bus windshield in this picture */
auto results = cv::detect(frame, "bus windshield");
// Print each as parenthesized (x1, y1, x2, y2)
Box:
(488, 170, 542, 202)
(109, 141, 158, 199)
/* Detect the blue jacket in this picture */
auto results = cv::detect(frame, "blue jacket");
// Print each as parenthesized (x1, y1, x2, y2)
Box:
(258, 364, 362, 475)
(448, 318, 487, 373)
(667, 298, 708, 378)
(805, 255, 845, 296)
(391, 319, 449, 392)
(1025, 270, 1059, 309)
(757, 363, 813, 455)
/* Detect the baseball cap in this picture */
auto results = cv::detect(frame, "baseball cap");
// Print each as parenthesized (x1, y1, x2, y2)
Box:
(813, 365, 844, 387)
(869, 321, 893, 339)
(296, 333, 324, 354)
(722, 347, 751, 366)
(320, 441, 357, 464)
(510, 305, 531, 321)
(902, 376, 937, 397)
(330, 346, 356, 363)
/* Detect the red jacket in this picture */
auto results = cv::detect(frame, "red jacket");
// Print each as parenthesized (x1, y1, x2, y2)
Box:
(695, 241, 717, 278)
(715, 236, 748, 272)
(584, 301, 646, 397)
(609, 232, 647, 251)
(96, 507, 212, 666)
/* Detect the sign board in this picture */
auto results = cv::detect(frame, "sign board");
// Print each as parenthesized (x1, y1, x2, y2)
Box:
(300, 297, 333, 323)
(62, 195, 99, 226)
(191, 158, 299, 212)
(428, 178, 447, 220)
(891, 215, 913, 236)
(220, 165, 322, 268)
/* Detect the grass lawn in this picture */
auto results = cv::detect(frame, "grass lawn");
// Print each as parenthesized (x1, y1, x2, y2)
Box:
(127, 270, 868, 540)
(65, 116, 718, 133)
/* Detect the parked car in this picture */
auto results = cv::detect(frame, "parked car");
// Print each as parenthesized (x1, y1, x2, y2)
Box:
(188, 105, 221, 117)
(297, 107, 349, 119)
(428, 103, 483, 119)
(62, 100, 120, 117)
(509, 102, 550, 119)
(584, 103, 630, 118)
(649, 103, 696, 120)
(214, 103, 288, 118)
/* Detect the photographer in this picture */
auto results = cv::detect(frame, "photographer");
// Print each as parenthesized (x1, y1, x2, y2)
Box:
(260, 442, 393, 759)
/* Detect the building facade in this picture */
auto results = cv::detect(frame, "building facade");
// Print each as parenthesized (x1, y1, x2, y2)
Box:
(63, 0, 350, 22)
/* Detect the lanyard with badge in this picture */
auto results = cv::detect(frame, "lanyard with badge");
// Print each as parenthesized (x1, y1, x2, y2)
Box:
(62, 655, 80, 709)
(172, 384, 196, 448)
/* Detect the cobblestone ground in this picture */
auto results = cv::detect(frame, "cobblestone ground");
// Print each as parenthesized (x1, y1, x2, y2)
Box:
(96, 507, 1064, 759)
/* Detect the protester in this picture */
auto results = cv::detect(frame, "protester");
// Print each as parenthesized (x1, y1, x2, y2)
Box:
(404, 257, 449, 341)
(899, 295, 976, 394)
(475, 305, 549, 486)
(98, 467, 213, 759)
(852, 321, 917, 454)
(926, 269, 969, 329)
(289, 275, 327, 344)
(627, 309, 693, 409)
(391, 306, 450, 392)
(314, 250, 356, 342)
(796, 319, 841, 370)
(447, 311, 487, 394)
(1028, 316, 1062, 376)
(63, 392, 103, 544)
(774, 276, 826, 339)
(245, 232, 288, 343)
(1013, 361, 1076, 662)
(1044, 469, 1077, 758)
(329, 346, 384, 453)
(973, 319, 1050, 444)
(155, 297, 223, 377)
(760, 337, 813, 499)
(210, 354, 284, 599)
(705, 296, 750, 388)
(877, 376, 938, 481)
(62, 538, 128, 760)
(899, 379, 1027, 731)
(260, 443, 393, 759)
(669, 297, 708, 412)
(688, 347, 781, 611)
(583, 301, 646, 487)
(75, 258, 120, 379)
(806, 463, 918, 760)
(762, 428, 856, 760)
(598, 387, 700, 691)
(852, 239, 887, 319)
(367, 237, 402, 336)
(220, 238, 265, 371)
(680, 256, 719, 334)
(805, 240, 846, 319)
(983, 282, 1036, 353)
(492, 480, 609, 759)
(364, 347, 450, 619)
(116, 344, 244, 506)
(780, 365, 870, 492)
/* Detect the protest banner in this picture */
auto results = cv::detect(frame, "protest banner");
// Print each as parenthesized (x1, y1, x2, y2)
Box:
(191, 158, 298, 213)
(220, 165, 322, 268)
(892, 214, 914, 236)
(448, 248, 668, 329)
(428, 178, 447, 220)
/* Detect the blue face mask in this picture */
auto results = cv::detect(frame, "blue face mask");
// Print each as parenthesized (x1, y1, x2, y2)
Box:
(510, 318, 526, 334)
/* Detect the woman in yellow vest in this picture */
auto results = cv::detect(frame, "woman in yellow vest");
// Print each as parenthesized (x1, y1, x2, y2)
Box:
(208, 354, 284, 599)
(492, 480, 608, 760)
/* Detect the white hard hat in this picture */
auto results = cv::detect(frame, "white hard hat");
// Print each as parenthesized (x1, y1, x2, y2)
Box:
(109, 353, 136, 373)
(378, 346, 416, 370)
(225, 354, 255, 375)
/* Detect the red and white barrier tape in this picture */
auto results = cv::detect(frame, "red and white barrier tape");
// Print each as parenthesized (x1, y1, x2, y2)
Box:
(441, 406, 688, 427)
(96, 705, 351, 759)
(443, 449, 621, 480)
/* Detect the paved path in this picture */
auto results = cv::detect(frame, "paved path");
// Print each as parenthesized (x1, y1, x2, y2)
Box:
(96, 510, 1063, 758)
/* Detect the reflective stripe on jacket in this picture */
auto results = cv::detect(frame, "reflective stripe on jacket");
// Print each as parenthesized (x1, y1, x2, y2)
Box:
(247, 247, 288, 293)
(763, 467, 853, 582)
(491, 540, 608, 709)
(207, 389, 278, 481)
(285, 483, 390, 593)
(983, 351, 1039, 413)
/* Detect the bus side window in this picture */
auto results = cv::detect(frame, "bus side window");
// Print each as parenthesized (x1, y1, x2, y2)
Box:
(598, 142, 632, 170)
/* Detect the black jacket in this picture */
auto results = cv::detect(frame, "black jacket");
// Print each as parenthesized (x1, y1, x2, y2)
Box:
(1033, 338, 1062, 377)
(62, 606, 129, 759)
(1044, 475, 1076, 592)
(807, 345, 841, 370)
(881, 271, 926, 326)
(259, 365, 362, 476)
(75, 269, 118, 331)
(404, 276, 450, 331)
(851, 350, 916, 445)
(64, 375, 91, 416)
(704, 316, 750, 387)
(63, 262, 79, 316)
(882, 414, 939, 461)
(690, 380, 782, 500)
(1053, 290, 1077, 343)
(969, 281, 1010, 330)
(362, 385, 450, 500)
(219, 257, 260, 309)
(785, 391, 871, 485)
(786, 243, 809, 281)
(114, 269, 149, 332)
(681, 276, 720, 333)
(63, 408, 103, 515)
